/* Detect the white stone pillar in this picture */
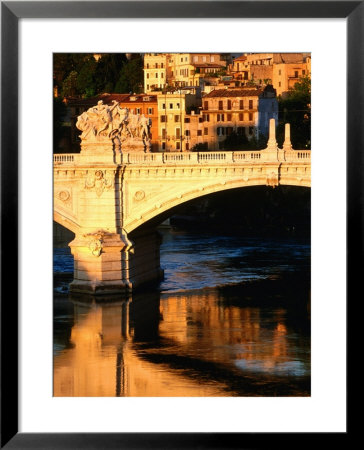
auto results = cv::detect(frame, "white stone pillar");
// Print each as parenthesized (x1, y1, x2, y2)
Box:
(69, 232, 130, 295)
(69, 229, 164, 295)
(263, 118, 279, 161)
(283, 123, 293, 151)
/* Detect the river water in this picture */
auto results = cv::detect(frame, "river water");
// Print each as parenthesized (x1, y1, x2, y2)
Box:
(53, 228, 310, 397)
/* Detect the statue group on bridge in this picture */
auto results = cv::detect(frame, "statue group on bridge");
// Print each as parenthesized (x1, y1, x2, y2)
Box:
(76, 100, 151, 152)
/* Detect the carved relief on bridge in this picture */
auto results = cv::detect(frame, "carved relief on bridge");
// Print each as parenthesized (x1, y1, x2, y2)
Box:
(266, 171, 279, 188)
(84, 170, 115, 197)
(76, 100, 151, 152)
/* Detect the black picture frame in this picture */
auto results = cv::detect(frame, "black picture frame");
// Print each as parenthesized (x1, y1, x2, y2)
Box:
(1, 1, 358, 448)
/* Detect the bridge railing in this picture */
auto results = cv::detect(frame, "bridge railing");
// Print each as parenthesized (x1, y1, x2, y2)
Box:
(53, 150, 310, 166)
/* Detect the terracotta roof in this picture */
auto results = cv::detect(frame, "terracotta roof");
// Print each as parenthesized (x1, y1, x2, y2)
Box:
(66, 93, 157, 106)
(193, 63, 225, 68)
(203, 88, 262, 98)
(234, 55, 247, 61)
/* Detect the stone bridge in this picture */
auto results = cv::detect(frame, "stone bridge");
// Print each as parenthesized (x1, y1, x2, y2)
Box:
(54, 118, 310, 295)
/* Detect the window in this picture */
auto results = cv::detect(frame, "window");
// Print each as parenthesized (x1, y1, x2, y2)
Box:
(217, 127, 225, 136)
(204, 101, 208, 110)
(199, 117, 203, 123)
(146, 63, 149, 69)
(302, 70, 306, 75)
(161, 63, 164, 68)
(174, 115, 180, 122)
(197, 130, 202, 136)
(218, 100, 223, 110)
(217, 113, 225, 122)
(148, 108, 154, 115)
(279, 69, 281, 76)
(185, 130, 190, 136)
(185, 143, 190, 151)
(147, 73, 149, 79)
(227, 100, 232, 110)
(176, 142, 181, 150)
(249, 100, 253, 109)
(279, 82, 281, 87)
(204, 128, 208, 135)
(169, 103, 173, 109)
(202, 56, 206, 62)
(194, 56, 198, 63)
(184, 117, 190, 123)
(239, 100, 244, 109)
(136, 108, 141, 114)
(249, 113, 253, 121)
(161, 142, 166, 150)
(211, 56, 215, 62)
(155, 73, 158, 78)
(239, 113, 243, 121)
(162, 128, 166, 139)
(176, 128, 181, 138)
(203, 114, 210, 122)
(227, 114, 232, 121)
(176, 103, 180, 109)
(161, 73, 164, 78)
(162, 103, 166, 109)
(161, 115, 167, 122)
(147, 85, 149, 90)
(295, 71, 299, 78)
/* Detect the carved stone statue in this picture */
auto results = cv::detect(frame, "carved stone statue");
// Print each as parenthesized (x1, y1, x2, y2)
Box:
(76, 100, 151, 152)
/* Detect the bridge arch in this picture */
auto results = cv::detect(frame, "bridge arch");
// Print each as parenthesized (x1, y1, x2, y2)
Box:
(53, 209, 81, 234)
(124, 174, 311, 234)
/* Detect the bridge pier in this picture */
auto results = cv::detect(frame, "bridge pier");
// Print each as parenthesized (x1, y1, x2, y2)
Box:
(68, 229, 163, 296)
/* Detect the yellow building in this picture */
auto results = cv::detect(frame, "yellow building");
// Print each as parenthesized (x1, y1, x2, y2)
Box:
(144, 53, 227, 93)
(227, 53, 311, 97)
(144, 53, 169, 93)
(272, 57, 311, 96)
(157, 88, 202, 152)
(200, 87, 278, 150)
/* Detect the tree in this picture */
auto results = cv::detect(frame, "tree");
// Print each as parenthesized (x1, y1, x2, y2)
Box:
(277, 75, 311, 149)
(219, 131, 266, 151)
(53, 97, 67, 152)
(94, 53, 127, 93)
(76, 56, 97, 97)
(114, 55, 144, 94)
(61, 70, 78, 97)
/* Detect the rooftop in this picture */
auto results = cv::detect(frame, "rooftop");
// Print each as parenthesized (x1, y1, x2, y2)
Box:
(203, 88, 262, 98)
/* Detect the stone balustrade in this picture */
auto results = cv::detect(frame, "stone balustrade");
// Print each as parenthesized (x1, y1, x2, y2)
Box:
(54, 149, 310, 166)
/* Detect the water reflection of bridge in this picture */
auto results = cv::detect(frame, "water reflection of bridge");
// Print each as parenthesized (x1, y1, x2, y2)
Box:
(53, 288, 310, 397)
(53, 120, 311, 296)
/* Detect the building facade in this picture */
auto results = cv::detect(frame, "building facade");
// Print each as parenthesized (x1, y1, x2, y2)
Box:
(144, 53, 228, 93)
(157, 88, 202, 152)
(200, 86, 278, 150)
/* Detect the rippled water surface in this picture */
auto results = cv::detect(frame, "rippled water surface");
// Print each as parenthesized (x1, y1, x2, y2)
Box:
(54, 229, 310, 397)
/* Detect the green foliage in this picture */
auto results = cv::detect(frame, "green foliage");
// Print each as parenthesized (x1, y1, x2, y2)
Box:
(114, 55, 144, 94)
(219, 132, 266, 151)
(277, 75, 311, 149)
(220, 131, 248, 150)
(53, 97, 67, 151)
(191, 142, 209, 152)
(61, 70, 78, 97)
(53, 53, 143, 99)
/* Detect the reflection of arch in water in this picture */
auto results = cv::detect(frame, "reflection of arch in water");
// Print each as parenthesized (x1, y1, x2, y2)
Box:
(53, 286, 310, 397)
